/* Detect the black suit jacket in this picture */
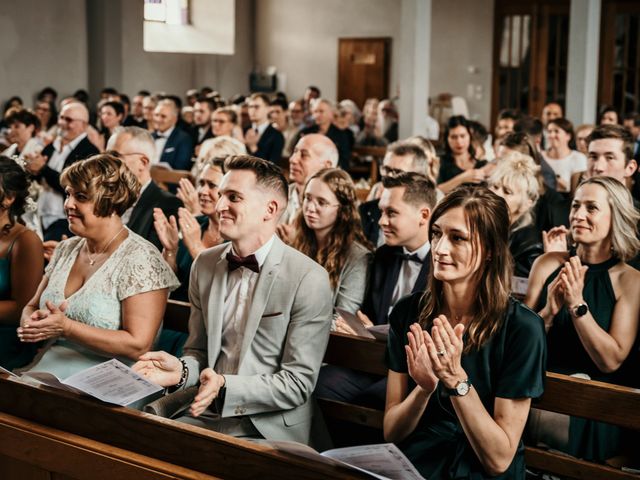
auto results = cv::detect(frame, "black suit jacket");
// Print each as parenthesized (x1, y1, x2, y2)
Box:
(191, 126, 214, 146)
(157, 128, 194, 170)
(40, 136, 99, 194)
(360, 244, 431, 326)
(359, 199, 382, 246)
(127, 181, 183, 251)
(253, 124, 285, 164)
(298, 123, 352, 170)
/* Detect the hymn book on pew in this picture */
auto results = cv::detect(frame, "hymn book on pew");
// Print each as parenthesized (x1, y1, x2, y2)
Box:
(0, 358, 162, 406)
(337, 308, 390, 340)
(268, 441, 425, 480)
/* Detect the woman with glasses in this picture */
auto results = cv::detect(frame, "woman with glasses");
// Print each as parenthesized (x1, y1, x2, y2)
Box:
(292, 168, 371, 314)
(153, 157, 227, 301)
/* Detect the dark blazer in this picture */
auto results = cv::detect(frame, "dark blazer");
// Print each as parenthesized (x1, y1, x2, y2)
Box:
(359, 199, 382, 246)
(509, 224, 544, 278)
(123, 116, 147, 129)
(253, 124, 285, 164)
(40, 136, 99, 194)
(298, 124, 352, 170)
(127, 181, 183, 251)
(156, 128, 194, 170)
(191, 126, 214, 146)
(360, 244, 430, 326)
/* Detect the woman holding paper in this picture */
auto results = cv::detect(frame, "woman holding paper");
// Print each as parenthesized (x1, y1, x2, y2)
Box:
(17, 154, 179, 379)
(384, 185, 546, 478)
(291, 167, 371, 315)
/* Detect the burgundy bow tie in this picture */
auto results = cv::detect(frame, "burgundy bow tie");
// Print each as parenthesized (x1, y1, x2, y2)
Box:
(226, 252, 260, 273)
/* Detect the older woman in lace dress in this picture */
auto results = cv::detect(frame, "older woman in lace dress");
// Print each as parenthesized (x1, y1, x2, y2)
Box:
(17, 154, 179, 379)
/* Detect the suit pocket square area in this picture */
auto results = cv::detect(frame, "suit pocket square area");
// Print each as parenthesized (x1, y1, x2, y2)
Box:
(261, 312, 283, 318)
(164, 147, 175, 153)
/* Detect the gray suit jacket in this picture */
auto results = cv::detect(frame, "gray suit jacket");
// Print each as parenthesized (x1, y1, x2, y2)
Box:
(181, 236, 332, 443)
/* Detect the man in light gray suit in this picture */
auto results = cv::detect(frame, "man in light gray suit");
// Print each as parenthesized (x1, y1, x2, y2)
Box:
(134, 155, 333, 443)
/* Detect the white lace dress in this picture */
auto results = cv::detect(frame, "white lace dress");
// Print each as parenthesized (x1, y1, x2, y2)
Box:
(23, 230, 180, 379)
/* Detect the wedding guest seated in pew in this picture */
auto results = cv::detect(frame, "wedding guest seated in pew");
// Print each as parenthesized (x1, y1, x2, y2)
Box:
(541, 118, 587, 195)
(316, 173, 435, 407)
(0, 157, 44, 370)
(154, 157, 226, 301)
(291, 168, 371, 315)
(134, 156, 332, 443)
(385, 185, 546, 479)
(17, 154, 179, 379)
(437, 116, 494, 194)
(488, 152, 544, 277)
(525, 176, 640, 462)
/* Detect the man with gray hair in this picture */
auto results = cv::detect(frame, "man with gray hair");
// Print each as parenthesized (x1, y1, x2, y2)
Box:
(276, 134, 338, 241)
(153, 99, 194, 170)
(298, 98, 352, 169)
(108, 126, 182, 250)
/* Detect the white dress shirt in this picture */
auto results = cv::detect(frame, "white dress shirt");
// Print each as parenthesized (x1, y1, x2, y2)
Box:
(39, 133, 87, 230)
(389, 240, 431, 314)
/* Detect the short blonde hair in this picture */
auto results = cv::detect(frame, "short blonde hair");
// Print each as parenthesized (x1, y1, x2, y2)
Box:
(196, 136, 246, 176)
(575, 176, 640, 261)
(488, 152, 540, 228)
(61, 154, 140, 217)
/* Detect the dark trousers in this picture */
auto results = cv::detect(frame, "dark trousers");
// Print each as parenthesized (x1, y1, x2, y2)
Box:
(315, 365, 387, 410)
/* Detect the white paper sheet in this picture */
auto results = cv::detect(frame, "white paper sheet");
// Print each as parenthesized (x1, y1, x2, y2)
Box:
(322, 444, 425, 480)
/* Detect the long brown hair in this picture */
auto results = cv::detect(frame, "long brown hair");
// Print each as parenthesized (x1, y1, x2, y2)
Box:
(292, 168, 370, 289)
(419, 185, 512, 352)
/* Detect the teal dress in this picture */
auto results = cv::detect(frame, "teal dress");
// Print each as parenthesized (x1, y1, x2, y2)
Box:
(537, 253, 625, 462)
(0, 236, 38, 370)
(386, 293, 547, 479)
(170, 215, 210, 302)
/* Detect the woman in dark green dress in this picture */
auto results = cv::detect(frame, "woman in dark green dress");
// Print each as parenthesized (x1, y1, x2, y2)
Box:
(385, 185, 546, 479)
(0, 156, 43, 370)
(525, 176, 640, 462)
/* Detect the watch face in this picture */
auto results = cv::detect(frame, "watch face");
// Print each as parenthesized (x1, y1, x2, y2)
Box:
(456, 381, 470, 396)
(575, 304, 588, 317)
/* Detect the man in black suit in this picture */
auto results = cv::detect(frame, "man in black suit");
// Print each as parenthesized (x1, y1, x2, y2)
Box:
(298, 98, 352, 169)
(153, 99, 194, 170)
(108, 127, 182, 251)
(26, 102, 99, 241)
(244, 93, 285, 164)
(191, 97, 215, 153)
(123, 93, 147, 129)
(315, 173, 436, 406)
(360, 142, 430, 246)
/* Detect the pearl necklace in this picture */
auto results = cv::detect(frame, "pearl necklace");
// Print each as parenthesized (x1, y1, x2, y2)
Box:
(85, 227, 125, 266)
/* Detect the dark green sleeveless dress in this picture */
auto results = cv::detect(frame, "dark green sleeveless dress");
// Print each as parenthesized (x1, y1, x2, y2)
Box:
(537, 253, 624, 462)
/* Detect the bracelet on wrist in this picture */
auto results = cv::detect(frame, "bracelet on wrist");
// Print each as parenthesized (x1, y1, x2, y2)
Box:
(174, 358, 188, 389)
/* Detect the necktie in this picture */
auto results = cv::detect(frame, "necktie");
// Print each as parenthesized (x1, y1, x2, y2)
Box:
(226, 252, 260, 273)
(396, 251, 422, 264)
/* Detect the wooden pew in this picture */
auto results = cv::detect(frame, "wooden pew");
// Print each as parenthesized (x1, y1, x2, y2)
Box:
(0, 375, 370, 480)
(151, 166, 193, 191)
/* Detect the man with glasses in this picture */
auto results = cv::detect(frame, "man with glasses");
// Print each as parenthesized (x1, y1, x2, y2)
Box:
(26, 101, 98, 241)
(359, 142, 430, 246)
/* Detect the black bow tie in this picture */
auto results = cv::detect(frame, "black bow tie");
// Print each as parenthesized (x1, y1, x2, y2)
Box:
(226, 252, 260, 273)
(153, 132, 165, 139)
(396, 251, 422, 264)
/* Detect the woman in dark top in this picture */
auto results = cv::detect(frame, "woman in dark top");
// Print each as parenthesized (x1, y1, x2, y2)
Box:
(0, 156, 44, 370)
(385, 185, 546, 479)
(488, 152, 543, 278)
(437, 116, 492, 194)
(525, 176, 640, 461)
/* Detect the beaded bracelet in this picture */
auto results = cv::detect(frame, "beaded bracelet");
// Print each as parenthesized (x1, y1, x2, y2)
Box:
(174, 358, 188, 390)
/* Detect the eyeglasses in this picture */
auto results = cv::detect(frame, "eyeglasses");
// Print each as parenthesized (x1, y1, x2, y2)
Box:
(59, 115, 85, 124)
(380, 166, 406, 177)
(303, 195, 340, 210)
(105, 150, 149, 162)
(212, 119, 229, 124)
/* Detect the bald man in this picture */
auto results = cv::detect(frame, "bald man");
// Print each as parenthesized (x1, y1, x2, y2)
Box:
(26, 101, 99, 240)
(276, 134, 338, 243)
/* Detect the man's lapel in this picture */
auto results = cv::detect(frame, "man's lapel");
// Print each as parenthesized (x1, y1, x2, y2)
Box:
(208, 245, 231, 361)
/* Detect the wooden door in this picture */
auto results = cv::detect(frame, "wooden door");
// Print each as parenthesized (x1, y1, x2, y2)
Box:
(599, 0, 640, 116)
(491, 0, 570, 124)
(337, 38, 391, 108)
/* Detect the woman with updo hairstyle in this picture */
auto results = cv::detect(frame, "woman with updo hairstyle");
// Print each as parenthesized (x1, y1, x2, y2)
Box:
(525, 176, 640, 461)
(384, 185, 546, 479)
(17, 154, 179, 379)
(488, 152, 544, 277)
(0, 157, 44, 370)
(292, 168, 371, 314)
(542, 118, 587, 194)
(437, 116, 493, 193)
